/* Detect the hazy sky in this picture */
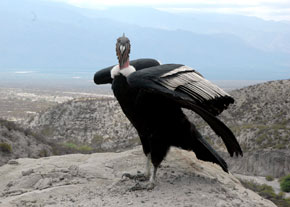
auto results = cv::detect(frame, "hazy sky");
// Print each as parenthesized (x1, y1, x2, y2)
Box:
(51, 0, 290, 21)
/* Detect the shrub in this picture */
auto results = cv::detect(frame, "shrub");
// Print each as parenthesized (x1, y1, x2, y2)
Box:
(77, 145, 93, 153)
(266, 175, 274, 181)
(0, 142, 12, 153)
(92, 134, 104, 145)
(38, 149, 49, 157)
(62, 142, 93, 154)
(280, 174, 290, 193)
(258, 184, 276, 199)
(240, 179, 290, 207)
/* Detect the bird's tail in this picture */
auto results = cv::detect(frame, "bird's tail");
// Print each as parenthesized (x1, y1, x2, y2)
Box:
(188, 124, 228, 173)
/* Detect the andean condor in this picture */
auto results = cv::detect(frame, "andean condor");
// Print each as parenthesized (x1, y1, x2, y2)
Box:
(94, 34, 243, 190)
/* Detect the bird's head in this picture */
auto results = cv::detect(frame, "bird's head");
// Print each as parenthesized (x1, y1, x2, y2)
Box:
(116, 33, 131, 69)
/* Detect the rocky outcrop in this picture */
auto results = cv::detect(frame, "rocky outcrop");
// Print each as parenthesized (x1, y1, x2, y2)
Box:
(0, 147, 275, 207)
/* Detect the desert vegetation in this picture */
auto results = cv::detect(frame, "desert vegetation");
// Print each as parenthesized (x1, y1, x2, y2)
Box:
(280, 174, 290, 193)
(240, 179, 290, 207)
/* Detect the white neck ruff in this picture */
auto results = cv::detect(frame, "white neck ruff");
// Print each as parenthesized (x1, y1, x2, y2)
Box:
(111, 65, 136, 79)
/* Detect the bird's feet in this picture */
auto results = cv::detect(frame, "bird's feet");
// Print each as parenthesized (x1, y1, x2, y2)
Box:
(129, 181, 155, 191)
(122, 171, 149, 182)
(122, 171, 155, 191)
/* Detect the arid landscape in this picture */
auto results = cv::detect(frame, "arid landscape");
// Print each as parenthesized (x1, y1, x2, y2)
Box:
(0, 79, 290, 206)
(1, 0, 290, 206)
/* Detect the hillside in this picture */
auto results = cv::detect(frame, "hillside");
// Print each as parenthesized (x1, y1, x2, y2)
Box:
(0, 119, 52, 166)
(0, 147, 275, 207)
(24, 79, 290, 176)
(216, 79, 290, 151)
(24, 97, 139, 152)
(193, 79, 290, 177)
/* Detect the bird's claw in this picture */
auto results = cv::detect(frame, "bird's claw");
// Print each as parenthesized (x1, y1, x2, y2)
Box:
(129, 182, 155, 191)
(146, 182, 155, 190)
(122, 173, 135, 180)
(122, 172, 149, 182)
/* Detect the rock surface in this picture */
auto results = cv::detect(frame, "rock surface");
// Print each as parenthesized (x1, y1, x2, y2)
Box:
(0, 147, 275, 207)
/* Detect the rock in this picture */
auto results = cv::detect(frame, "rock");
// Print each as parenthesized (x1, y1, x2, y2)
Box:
(34, 178, 53, 190)
(215, 200, 228, 207)
(22, 169, 34, 176)
(0, 147, 276, 207)
(7, 160, 19, 165)
(232, 199, 242, 206)
(17, 174, 42, 189)
(68, 165, 79, 176)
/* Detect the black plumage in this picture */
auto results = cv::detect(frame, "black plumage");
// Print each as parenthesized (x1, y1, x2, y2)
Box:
(94, 35, 242, 189)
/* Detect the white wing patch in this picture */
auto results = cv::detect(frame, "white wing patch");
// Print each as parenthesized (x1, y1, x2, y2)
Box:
(160, 66, 193, 77)
(159, 66, 231, 102)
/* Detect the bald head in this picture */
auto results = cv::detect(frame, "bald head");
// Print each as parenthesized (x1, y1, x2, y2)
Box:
(116, 34, 131, 69)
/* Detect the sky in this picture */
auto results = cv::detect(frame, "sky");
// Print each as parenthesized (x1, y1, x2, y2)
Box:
(50, 0, 290, 21)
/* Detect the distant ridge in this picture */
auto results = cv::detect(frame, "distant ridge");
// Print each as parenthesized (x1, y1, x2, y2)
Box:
(0, 0, 289, 79)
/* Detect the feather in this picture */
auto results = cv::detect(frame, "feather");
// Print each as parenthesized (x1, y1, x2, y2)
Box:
(158, 66, 234, 115)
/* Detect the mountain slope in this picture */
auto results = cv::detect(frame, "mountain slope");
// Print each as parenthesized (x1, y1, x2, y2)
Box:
(25, 97, 139, 152)
(193, 79, 290, 177)
(201, 79, 290, 152)
(0, 119, 52, 166)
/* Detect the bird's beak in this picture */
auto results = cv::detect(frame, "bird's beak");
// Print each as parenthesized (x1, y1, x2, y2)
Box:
(120, 45, 126, 54)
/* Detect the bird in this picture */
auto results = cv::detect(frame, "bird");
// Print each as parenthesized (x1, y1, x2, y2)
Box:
(94, 34, 243, 190)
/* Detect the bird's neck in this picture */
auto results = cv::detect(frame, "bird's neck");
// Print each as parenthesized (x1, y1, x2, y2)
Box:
(120, 59, 130, 69)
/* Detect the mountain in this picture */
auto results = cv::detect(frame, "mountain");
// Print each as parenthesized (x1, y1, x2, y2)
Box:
(0, 0, 289, 80)
(0, 147, 276, 207)
(24, 79, 290, 177)
(83, 6, 290, 54)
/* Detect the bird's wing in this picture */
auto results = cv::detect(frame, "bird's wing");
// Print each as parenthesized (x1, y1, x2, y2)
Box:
(94, 58, 160, 84)
(127, 64, 242, 157)
(129, 64, 234, 115)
